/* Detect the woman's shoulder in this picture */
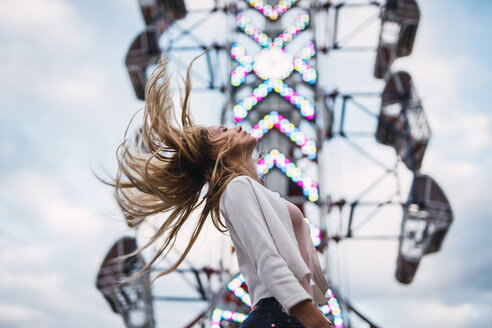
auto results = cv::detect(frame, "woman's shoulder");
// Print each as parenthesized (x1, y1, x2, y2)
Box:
(223, 175, 279, 203)
(226, 175, 257, 189)
(220, 176, 254, 213)
(223, 175, 253, 197)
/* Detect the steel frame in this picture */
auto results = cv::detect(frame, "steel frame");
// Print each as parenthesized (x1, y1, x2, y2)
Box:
(114, 1, 441, 327)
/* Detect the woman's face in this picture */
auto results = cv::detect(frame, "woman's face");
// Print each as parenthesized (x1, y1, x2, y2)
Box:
(207, 125, 257, 156)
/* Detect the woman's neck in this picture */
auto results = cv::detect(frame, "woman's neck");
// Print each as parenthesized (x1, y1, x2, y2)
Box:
(228, 154, 259, 183)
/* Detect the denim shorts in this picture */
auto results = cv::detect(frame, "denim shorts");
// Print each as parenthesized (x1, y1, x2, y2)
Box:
(239, 297, 305, 328)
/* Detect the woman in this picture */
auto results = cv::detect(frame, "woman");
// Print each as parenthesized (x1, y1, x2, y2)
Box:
(112, 57, 334, 328)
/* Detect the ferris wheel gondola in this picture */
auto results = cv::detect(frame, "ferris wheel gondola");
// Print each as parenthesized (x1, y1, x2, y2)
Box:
(376, 70, 431, 171)
(96, 237, 155, 328)
(396, 173, 453, 284)
(374, 0, 420, 79)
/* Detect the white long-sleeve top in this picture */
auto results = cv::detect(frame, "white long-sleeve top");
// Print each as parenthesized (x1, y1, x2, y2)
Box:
(219, 175, 330, 315)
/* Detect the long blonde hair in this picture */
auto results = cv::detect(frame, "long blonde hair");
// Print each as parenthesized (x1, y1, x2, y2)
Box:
(112, 55, 258, 283)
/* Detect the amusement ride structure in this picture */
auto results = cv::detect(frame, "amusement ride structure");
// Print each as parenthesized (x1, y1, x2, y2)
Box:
(95, 0, 454, 327)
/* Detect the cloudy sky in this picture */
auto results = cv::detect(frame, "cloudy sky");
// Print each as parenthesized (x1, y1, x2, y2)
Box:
(0, 0, 491, 327)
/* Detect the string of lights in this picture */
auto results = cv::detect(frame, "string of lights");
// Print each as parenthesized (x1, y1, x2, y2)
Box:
(250, 111, 317, 160)
(257, 149, 319, 202)
(231, 43, 253, 86)
(212, 274, 343, 327)
(294, 42, 317, 84)
(232, 79, 316, 122)
(236, 11, 310, 49)
(244, 0, 299, 21)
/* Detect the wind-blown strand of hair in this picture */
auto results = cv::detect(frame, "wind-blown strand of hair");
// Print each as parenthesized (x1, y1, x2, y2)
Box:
(111, 53, 249, 286)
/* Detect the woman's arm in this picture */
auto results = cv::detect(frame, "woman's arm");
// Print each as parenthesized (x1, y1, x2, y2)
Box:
(299, 275, 312, 298)
(290, 299, 334, 328)
(221, 178, 313, 312)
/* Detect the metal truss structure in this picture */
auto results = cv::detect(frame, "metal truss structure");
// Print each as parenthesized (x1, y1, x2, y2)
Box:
(95, 1, 454, 327)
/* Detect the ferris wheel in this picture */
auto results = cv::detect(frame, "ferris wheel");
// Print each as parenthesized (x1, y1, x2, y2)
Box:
(95, 0, 454, 327)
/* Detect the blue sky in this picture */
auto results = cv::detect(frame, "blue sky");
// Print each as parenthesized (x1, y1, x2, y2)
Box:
(0, 0, 491, 327)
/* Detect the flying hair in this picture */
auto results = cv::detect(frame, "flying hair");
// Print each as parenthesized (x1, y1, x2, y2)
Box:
(108, 52, 259, 285)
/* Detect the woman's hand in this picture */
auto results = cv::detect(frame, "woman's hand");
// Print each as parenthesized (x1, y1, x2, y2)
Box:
(289, 299, 334, 328)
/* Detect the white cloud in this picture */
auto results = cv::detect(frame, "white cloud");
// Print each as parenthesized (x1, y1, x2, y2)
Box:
(430, 111, 492, 154)
(393, 32, 492, 158)
(362, 297, 474, 328)
(0, 0, 101, 108)
(0, 303, 47, 324)
(0, 181, 126, 327)
(0, 244, 51, 271)
(411, 301, 473, 328)
(0, 241, 121, 328)
(0, 0, 93, 49)
(36, 68, 111, 109)
(456, 113, 492, 153)
(423, 145, 491, 215)
(0, 237, 74, 316)
(5, 170, 105, 243)
(0, 267, 65, 302)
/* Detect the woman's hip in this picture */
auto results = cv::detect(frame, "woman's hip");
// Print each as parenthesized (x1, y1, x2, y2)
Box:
(239, 297, 305, 328)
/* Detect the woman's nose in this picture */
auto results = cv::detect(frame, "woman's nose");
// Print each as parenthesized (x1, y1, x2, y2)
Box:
(235, 125, 242, 132)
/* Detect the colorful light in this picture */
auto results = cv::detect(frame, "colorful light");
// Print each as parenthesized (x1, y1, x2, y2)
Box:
(250, 111, 317, 159)
(212, 278, 344, 328)
(320, 289, 345, 328)
(236, 13, 271, 48)
(304, 218, 322, 247)
(273, 12, 310, 48)
(237, 12, 309, 49)
(227, 274, 252, 308)
(223, 4, 339, 327)
(232, 12, 316, 120)
(233, 79, 315, 122)
(294, 42, 317, 84)
(233, 80, 272, 122)
(210, 294, 344, 327)
(257, 149, 319, 202)
(211, 308, 248, 327)
(253, 47, 294, 80)
(275, 80, 316, 119)
(245, 0, 299, 21)
(210, 274, 252, 327)
(231, 43, 253, 86)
